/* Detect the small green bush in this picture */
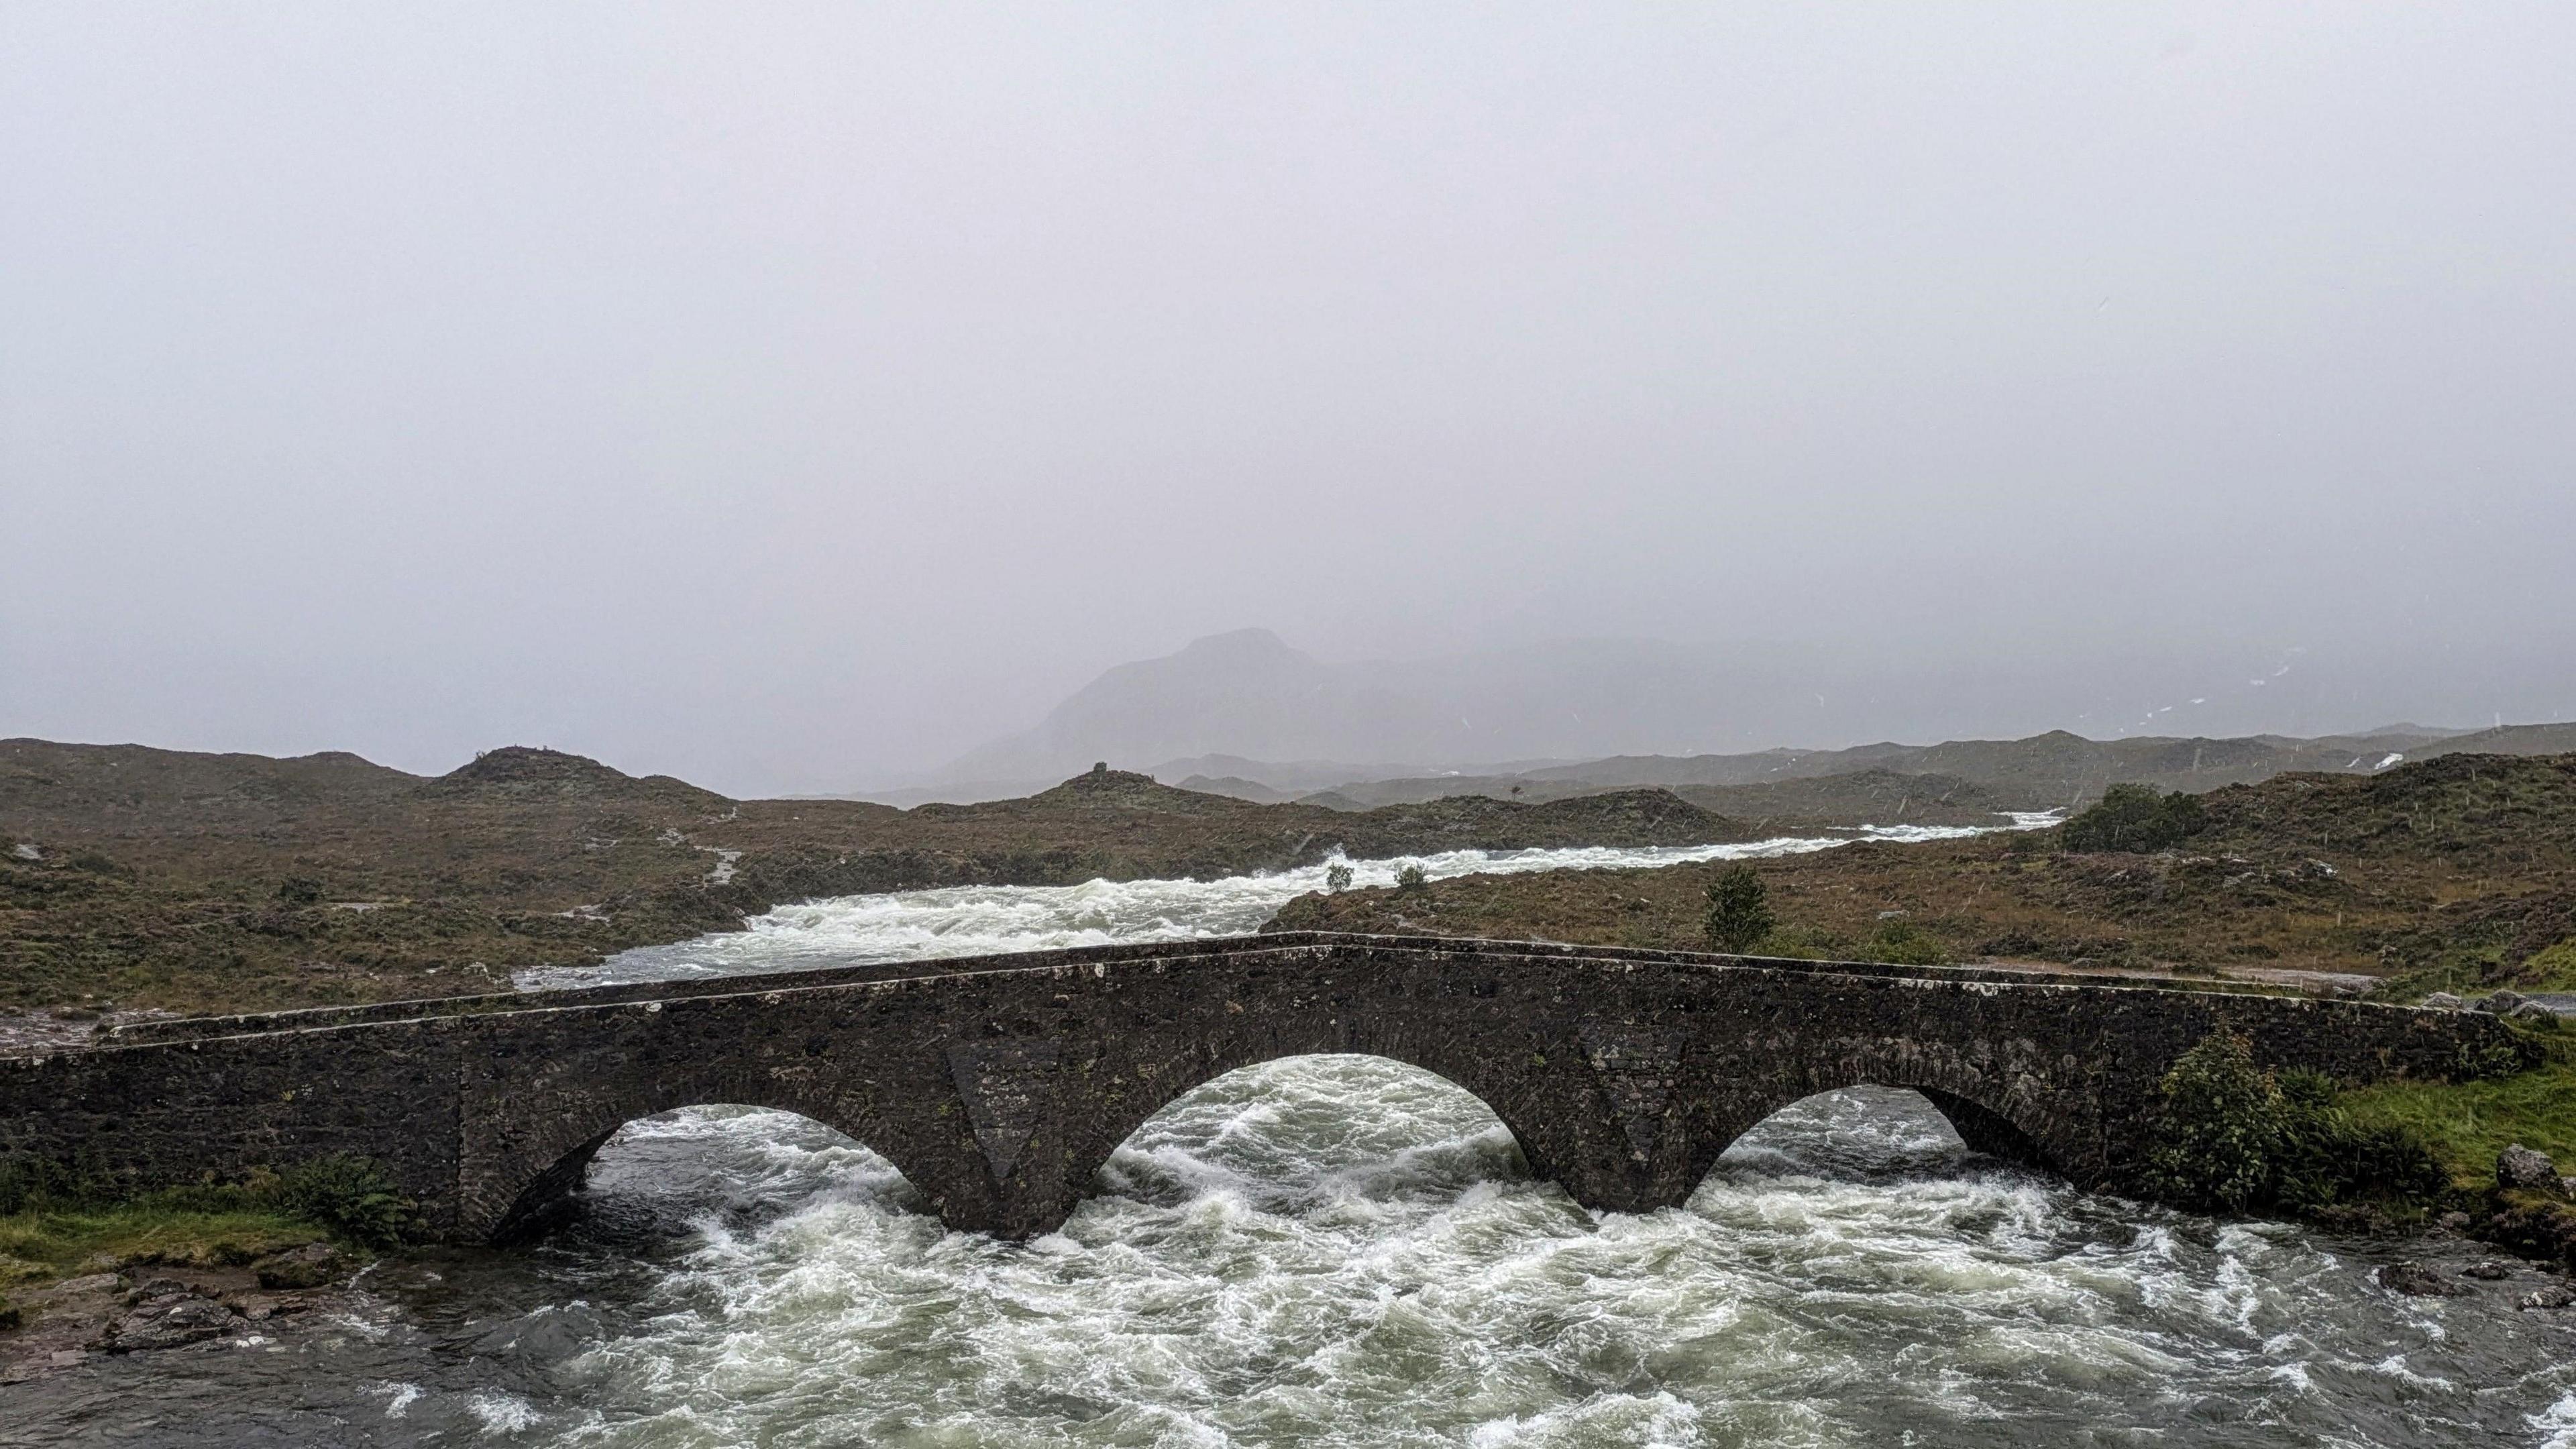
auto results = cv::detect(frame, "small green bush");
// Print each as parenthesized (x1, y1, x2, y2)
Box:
(274, 1155, 415, 1247)
(2141, 1032, 2445, 1215)
(0, 1150, 121, 1215)
(1703, 865, 1774, 953)
(1324, 863, 1354, 894)
(1392, 863, 1430, 895)
(1858, 920, 1949, 966)
(2143, 1033, 2296, 1211)
(2061, 783, 2208, 853)
(1, 1150, 414, 1248)
(1752, 925, 1841, 961)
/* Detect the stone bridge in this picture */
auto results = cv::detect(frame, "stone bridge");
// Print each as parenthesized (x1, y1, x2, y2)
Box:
(0, 934, 2532, 1242)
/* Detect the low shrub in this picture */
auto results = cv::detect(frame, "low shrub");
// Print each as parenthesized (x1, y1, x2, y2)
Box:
(2061, 783, 2208, 853)
(274, 1156, 415, 1247)
(1857, 920, 1949, 966)
(1392, 863, 1429, 896)
(0, 1150, 414, 1249)
(2141, 1032, 2445, 1215)
(1752, 925, 1841, 961)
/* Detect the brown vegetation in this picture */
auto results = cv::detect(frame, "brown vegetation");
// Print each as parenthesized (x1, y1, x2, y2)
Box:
(1271, 752, 2576, 998)
(0, 742, 1743, 1016)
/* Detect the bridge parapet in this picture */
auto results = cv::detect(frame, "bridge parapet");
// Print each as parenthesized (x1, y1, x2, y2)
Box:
(0, 934, 2534, 1244)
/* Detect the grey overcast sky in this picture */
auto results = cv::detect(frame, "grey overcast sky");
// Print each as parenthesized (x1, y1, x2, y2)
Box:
(4, 4, 2572, 795)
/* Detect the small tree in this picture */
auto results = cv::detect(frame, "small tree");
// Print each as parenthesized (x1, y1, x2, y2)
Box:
(1393, 863, 1429, 896)
(1324, 863, 1354, 894)
(2061, 783, 2208, 853)
(1703, 865, 1774, 953)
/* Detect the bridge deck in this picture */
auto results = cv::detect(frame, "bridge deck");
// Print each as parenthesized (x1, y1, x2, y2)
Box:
(80, 930, 2314, 1053)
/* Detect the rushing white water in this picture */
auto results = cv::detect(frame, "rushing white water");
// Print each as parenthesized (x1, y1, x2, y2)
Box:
(32, 1070, 2562, 1447)
(15, 811, 2573, 1447)
(524, 820, 2046, 991)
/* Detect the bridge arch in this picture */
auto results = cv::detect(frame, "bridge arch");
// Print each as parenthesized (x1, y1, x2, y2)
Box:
(470, 1083, 949, 1244)
(1706, 1083, 2052, 1182)
(1062, 1035, 1617, 1222)
(508, 1104, 932, 1243)
(1086, 1053, 1534, 1215)
(1686, 1069, 2074, 1191)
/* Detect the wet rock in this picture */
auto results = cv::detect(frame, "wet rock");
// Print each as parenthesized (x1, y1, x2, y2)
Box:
(2519, 1285, 2576, 1311)
(2476, 989, 2528, 1015)
(50, 1273, 119, 1296)
(2510, 1000, 2557, 1021)
(2498, 1144, 2561, 1191)
(254, 1242, 344, 1290)
(2377, 1263, 2469, 1297)
(123, 1277, 195, 1306)
(2462, 1259, 2516, 1280)
(2420, 991, 2464, 1010)
(101, 1293, 239, 1352)
(219, 1291, 315, 1322)
(2438, 1210, 2473, 1230)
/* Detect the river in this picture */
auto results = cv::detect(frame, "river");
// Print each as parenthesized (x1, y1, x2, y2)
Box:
(9, 833, 2575, 1446)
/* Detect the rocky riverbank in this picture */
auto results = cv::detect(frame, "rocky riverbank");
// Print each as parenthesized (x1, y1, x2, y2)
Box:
(1, 1244, 362, 1385)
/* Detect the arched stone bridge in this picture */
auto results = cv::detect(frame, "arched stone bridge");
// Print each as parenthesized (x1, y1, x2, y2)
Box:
(0, 934, 2532, 1242)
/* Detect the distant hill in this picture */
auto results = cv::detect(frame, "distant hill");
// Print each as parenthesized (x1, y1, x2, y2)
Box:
(1270, 749, 2576, 998)
(2200, 750, 2576, 869)
(938, 628, 1860, 790)
(1675, 770, 2017, 830)
(1, 741, 1748, 1016)
(931, 627, 2576, 800)
(1175, 722, 2576, 817)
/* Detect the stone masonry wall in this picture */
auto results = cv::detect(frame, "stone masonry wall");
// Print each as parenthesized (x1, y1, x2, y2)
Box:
(0, 934, 2532, 1242)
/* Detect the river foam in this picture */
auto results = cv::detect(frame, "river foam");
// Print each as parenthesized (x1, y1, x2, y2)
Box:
(522, 820, 2043, 991)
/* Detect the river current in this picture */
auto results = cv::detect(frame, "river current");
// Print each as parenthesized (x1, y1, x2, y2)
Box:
(10, 833, 2576, 1446)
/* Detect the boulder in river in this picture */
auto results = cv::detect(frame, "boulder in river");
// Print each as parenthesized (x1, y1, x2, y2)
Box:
(2377, 1263, 2469, 1297)
(2461, 1259, 2516, 1280)
(254, 1242, 345, 1290)
(2519, 1285, 2576, 1311)
(2497, 1144, 2561, 1192)
(2420, 991, 2463, 1010)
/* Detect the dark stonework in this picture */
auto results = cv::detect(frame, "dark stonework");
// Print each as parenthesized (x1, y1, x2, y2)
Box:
(0, 934, 2538, 1244)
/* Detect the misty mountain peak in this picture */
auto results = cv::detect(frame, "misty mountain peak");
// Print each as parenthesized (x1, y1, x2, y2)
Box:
(1175, 627, 1305, 664)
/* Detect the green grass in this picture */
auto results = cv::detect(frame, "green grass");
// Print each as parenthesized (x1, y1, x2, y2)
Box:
(0, 1203, 327, 1287)
(0, 1153, 411, 1291)
(2343, 1042, 2576, 1189)
(2520, 938, 2576, 991)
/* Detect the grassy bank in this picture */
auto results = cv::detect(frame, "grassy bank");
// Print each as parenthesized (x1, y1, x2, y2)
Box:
(2343, 1032, 2576, 1188)
(0, 1155, 410, 1316)
(1, 1200, 328, 1283)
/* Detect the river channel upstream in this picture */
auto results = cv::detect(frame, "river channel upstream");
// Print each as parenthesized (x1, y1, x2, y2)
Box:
(9, 832, 2575, 1447)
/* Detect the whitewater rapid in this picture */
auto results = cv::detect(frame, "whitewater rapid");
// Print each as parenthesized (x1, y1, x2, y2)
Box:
(14, 811, 2574, 1447)
(521, 820, 2044, 991)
